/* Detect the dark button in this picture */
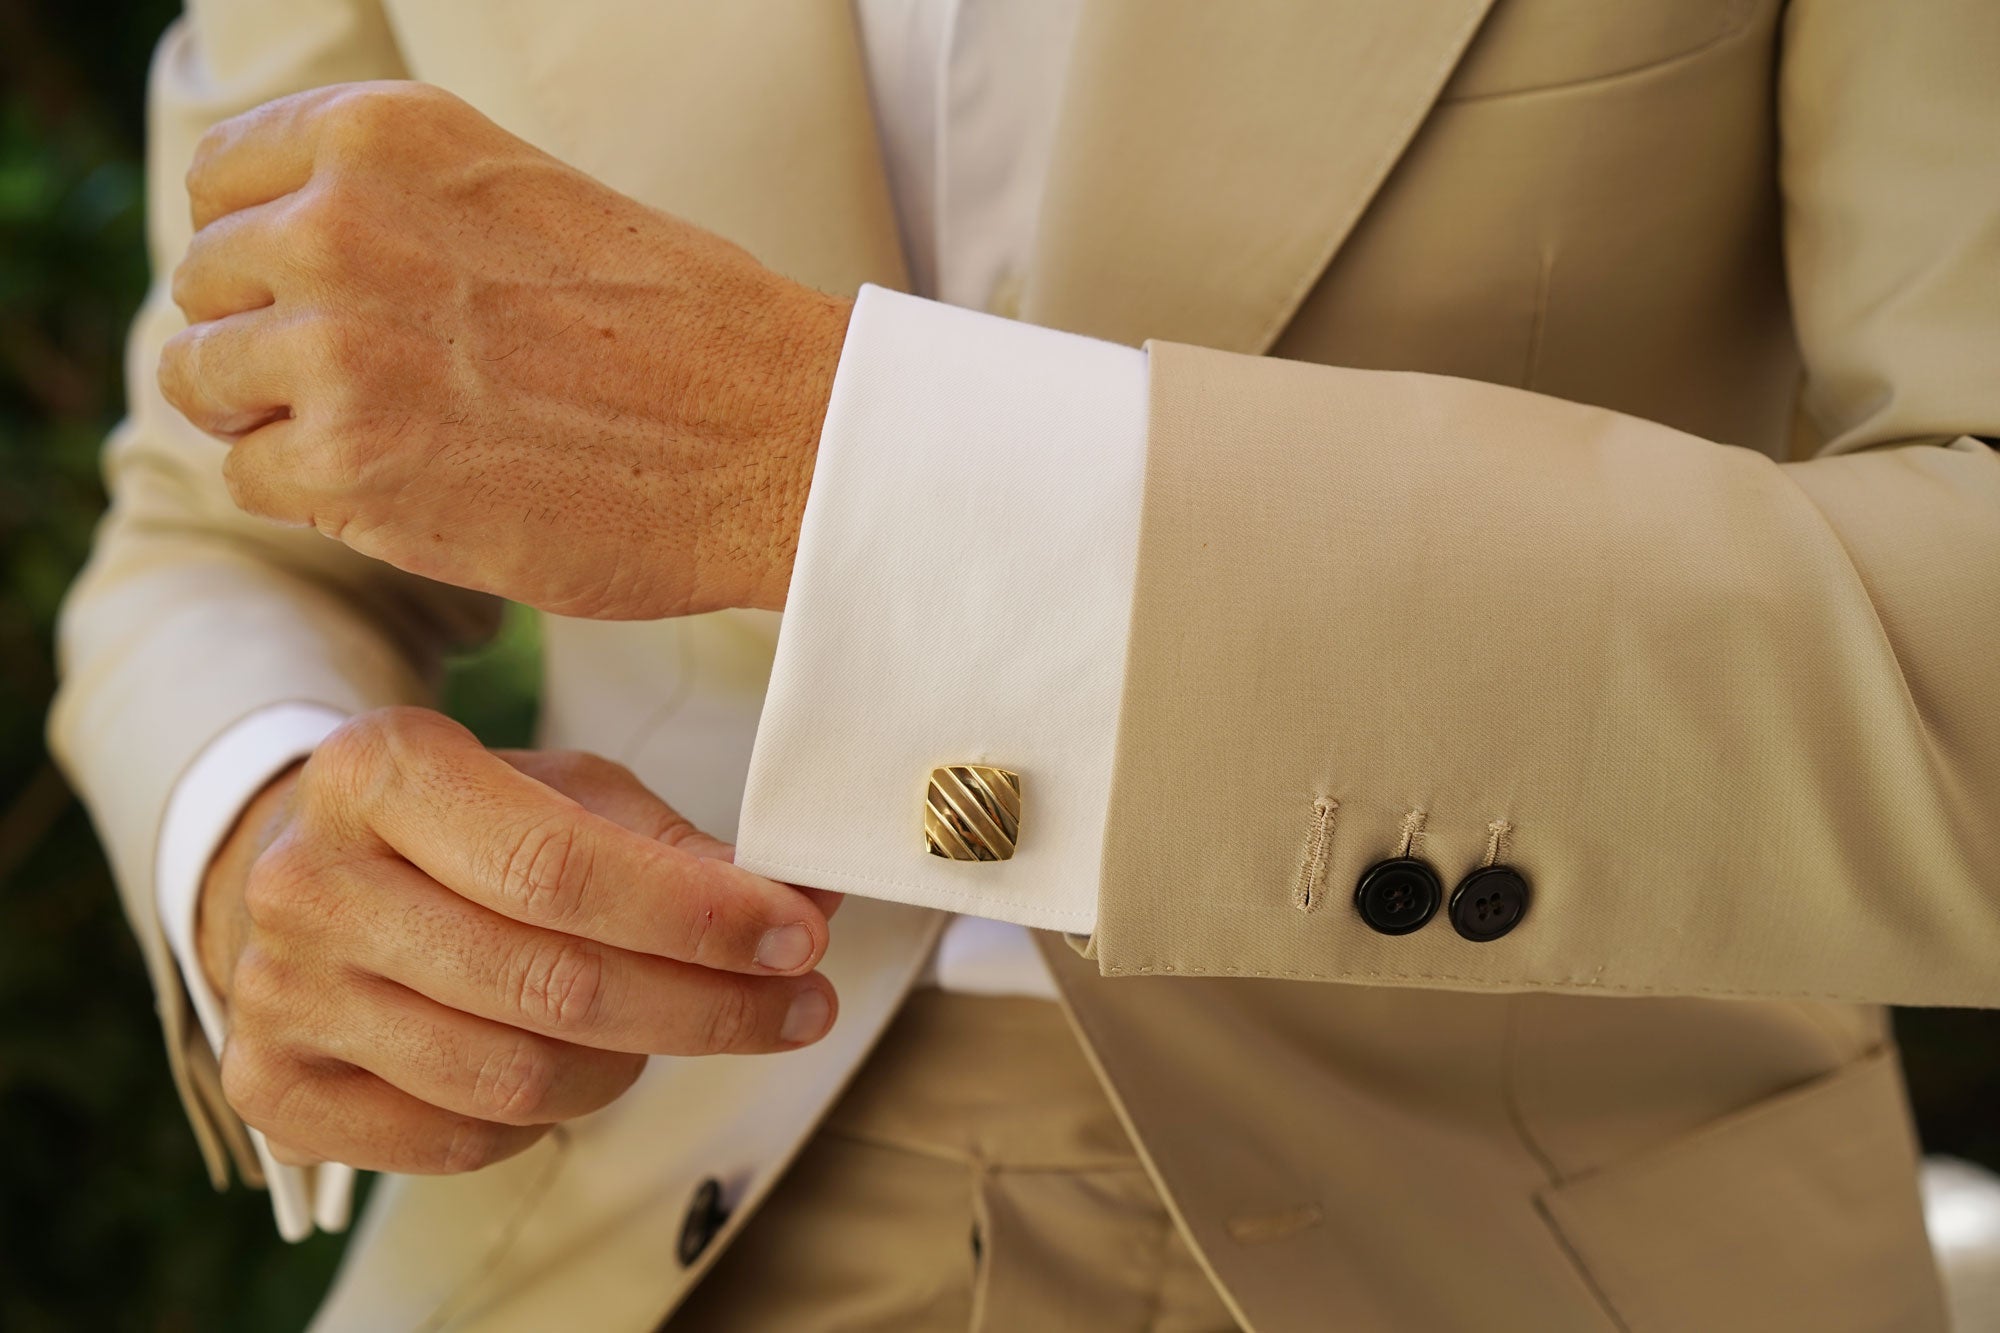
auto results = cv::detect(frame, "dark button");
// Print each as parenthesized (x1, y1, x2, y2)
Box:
(1353, 857, 1442, 935)
(1449, 865, 1531, 942)
(677, 1177, 729, 1267)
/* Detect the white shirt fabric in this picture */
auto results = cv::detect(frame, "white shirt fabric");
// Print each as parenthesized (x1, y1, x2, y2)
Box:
(153, 0, 1141, 1238)
(735, 284, 1139, 935)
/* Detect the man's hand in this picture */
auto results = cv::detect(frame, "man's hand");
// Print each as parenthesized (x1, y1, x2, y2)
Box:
(158, 81, 850, 620)
(195, 707, 840, 1175)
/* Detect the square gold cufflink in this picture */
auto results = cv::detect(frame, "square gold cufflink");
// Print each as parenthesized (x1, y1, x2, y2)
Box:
(925, 765, 1021, 861)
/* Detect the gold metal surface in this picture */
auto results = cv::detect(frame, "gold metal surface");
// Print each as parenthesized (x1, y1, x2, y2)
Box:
(925, 766, 1021, 861)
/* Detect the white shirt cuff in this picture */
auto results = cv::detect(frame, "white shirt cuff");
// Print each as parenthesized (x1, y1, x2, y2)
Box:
(156, 702, 356, 1240)
(736, 285, 1148, 936)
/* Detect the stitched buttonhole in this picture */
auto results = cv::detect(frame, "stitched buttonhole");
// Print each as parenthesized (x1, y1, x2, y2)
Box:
(1292, 796, 1339, 912)
(1397, 808, 1428, 859)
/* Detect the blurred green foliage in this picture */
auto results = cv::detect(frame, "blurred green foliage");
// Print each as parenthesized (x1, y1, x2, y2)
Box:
(0, 3, 538, 1329)
(0, 2, 1991, 1330)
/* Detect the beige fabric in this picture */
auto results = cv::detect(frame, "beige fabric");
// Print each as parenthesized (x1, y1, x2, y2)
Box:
(1087, 0, 2000, 1006)
(47, 0, 1992, 1328)
(669, 992, 1237, 1332)
(1036, 938, 1944, 1333)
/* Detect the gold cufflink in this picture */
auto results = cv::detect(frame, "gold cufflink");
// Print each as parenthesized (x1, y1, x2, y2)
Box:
(925, 766, 1021, 861)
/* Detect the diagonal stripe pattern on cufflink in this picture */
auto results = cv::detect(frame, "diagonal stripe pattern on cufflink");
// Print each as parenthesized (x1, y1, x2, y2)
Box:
(925, 765, 1021, 861)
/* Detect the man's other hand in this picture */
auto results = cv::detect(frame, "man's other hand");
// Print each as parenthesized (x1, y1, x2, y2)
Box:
(159, 81, 850, 620)
(195, 707, 841, 1175)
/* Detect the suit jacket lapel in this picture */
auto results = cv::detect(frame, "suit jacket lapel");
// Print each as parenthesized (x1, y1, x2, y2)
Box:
(1023, 0, 1498, 353)
(501, 0, 908, 297)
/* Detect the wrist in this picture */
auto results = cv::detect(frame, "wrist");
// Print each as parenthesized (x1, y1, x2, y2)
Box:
(740, 286, 851, 613)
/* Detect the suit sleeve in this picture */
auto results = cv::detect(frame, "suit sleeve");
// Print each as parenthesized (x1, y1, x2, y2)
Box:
(47, 3, 499, 1189)
(1086, 0, 2000, 1004)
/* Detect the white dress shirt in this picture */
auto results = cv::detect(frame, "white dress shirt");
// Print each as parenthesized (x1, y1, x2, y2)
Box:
(155, 0, 1145, 1238)
(740, 0, 1143, 940)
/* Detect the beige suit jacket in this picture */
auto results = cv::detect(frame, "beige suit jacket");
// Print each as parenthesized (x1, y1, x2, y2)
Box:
(51, 0, 1998, 1329)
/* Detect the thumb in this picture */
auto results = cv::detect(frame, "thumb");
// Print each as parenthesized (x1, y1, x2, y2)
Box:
(494, 749, 844, 919)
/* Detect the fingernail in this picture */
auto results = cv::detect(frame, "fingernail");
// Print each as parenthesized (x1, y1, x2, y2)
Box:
(756, 923, 813, 973)
(780, 988, 831, 1045)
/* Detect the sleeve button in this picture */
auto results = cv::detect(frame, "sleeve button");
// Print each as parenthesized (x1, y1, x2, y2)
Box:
(1448, 865, 1531, 942)
(677, 1177, 730, 1267)
(1353, 857, 1443, 935)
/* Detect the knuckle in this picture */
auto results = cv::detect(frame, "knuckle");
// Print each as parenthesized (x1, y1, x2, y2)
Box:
(315, 707, 448, 816)
(185, 121, 234, 208)
(306, 715, 374, 785)
(321, 83, 453, 157)
(217, 1056, 263, 1122)
(287, 184, 349, 253)
(226, 942, 291, 1014)
(694, 981, 755, 1055)
(307, 717, 389, 814)
(368, 705, 461, 763)
(218, 446, 282, 519)
(471, 1038, 557, 1124)
(499, 818, 592, 924)
(318, 87, 394, 153)
(167, 255, 204, 319)
(387, 81, 457, 115)
(186, 129, 221, 186)
(238, 858, 290, 932)
(284, 185, 372, 286)
(509, 936, 606, 1035)
(217, 1039, 287, 1123)
(362, 704, 432, 748)
(156, 327, 199, 411)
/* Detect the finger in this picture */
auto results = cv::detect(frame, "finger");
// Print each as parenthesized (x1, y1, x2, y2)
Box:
(173, 197, 287, 323)
(354, 714, 830, 974)
(223, 1043, 546, 1176)
(497, 750, 846, 921)
(218, 416, 318, 526)
(265, 1138, 324, 1168)
(341, 856, 839, 1056)
(319, 974, 646, 1126)
(159, 308, 294, 439)
(188, 86, 349, 230)
(498, 751, 736, 860)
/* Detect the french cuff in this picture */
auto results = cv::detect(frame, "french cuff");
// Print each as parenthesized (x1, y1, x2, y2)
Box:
(156, 702, 356, 1241)
(735, 285, 1148, 936)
